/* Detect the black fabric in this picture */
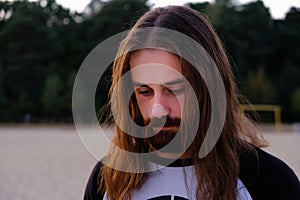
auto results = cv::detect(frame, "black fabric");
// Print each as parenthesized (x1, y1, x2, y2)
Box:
(147, 155, 194, 167)
(84, 148, 300, 200)
(239, 148, 300, 200)
(84, 161, 104, 200)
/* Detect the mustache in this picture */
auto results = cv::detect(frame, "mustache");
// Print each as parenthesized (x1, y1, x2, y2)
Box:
(144, 116, 181, 128)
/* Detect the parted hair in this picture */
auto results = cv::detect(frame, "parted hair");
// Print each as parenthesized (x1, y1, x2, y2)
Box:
(100, 5, 266, 200)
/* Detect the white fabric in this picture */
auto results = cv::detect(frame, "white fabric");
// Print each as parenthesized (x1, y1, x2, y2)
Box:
(104, 163, 252, 200)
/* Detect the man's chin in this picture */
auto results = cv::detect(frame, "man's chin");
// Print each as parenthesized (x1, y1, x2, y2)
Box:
(146, 130, 184, 153)
(153, 146, 184, 154)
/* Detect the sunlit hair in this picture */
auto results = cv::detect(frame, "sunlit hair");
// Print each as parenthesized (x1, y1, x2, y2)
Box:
(100, 6, 267, 200)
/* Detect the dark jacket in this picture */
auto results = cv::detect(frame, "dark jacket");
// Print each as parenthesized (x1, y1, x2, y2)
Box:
(84, 148, 300, 200)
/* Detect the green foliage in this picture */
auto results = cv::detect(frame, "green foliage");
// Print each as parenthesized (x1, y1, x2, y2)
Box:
(86, 0, 149, 44)
(276, 62, 300, 121)
(0, 0, 150, 122)
(189, 0, 300, 122)
(291, 88, 300, 116)
(244, 68, 278, 104)
(0, 68, 9, 121)
(41, 73, 64, 119)
(0, 0, 299, 122)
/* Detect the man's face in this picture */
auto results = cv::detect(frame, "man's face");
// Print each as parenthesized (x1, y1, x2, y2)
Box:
(130, 49, 185, 151)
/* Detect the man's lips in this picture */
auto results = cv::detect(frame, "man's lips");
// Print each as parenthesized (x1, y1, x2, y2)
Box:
(152, 126, 178, 131)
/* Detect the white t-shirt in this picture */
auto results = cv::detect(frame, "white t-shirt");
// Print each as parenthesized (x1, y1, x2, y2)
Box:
(104, 163, 252, 200)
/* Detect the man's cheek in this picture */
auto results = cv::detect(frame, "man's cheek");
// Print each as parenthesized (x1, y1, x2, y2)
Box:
(174, 95, 184, 116)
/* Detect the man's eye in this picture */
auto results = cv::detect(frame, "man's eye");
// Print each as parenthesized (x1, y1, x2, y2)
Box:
(137, 88, 153, 96)
(168, 88, 185, 95)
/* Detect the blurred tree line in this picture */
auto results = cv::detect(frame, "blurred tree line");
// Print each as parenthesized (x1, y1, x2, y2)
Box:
(0, 0, 299, 123)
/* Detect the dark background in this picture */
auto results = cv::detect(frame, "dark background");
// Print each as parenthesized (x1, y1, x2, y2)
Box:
(0, 0, 299, 123)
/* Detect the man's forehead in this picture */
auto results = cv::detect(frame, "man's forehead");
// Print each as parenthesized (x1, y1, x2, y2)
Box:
(130, 64, 184, 85)
(129, 49, 184, 85)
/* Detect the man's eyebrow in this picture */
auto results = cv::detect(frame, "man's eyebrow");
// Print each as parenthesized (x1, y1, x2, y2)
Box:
(164, 78, 185, 86)
(132, 78, 185, 87)
(132, 81, 147, 87)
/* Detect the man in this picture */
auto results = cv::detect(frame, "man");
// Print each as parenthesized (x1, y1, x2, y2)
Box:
(84, 6, 300, 200)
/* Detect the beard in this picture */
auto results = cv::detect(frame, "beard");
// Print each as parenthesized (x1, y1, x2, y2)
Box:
(144, 116, 184, 153)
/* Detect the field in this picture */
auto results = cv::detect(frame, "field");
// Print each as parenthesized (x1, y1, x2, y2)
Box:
(0, 124, 299, 200)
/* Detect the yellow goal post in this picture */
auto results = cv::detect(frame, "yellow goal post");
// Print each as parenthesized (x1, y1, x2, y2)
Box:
(240, 104, 282, 132)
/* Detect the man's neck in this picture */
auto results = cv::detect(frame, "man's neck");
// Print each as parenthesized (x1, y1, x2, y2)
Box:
(153, 150, 192, 160)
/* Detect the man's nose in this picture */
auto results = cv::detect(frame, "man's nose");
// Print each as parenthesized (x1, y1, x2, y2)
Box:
(149, 103, 168, 119)
(149, 93, 169, 118)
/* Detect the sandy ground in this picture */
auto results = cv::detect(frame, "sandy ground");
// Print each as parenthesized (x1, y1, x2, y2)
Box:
(0, 124, 299, 200)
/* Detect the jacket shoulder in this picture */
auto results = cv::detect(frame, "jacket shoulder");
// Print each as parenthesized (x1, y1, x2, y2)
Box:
(84, 161, 104, 200)
(239, 147, 300, 200)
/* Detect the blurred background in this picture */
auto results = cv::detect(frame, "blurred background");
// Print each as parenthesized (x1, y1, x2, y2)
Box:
(0, 0, 299, 124)
(0, 0, 299, 199)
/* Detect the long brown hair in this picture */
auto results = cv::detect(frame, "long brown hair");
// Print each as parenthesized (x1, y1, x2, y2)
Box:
(100, 6, 266, 200)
